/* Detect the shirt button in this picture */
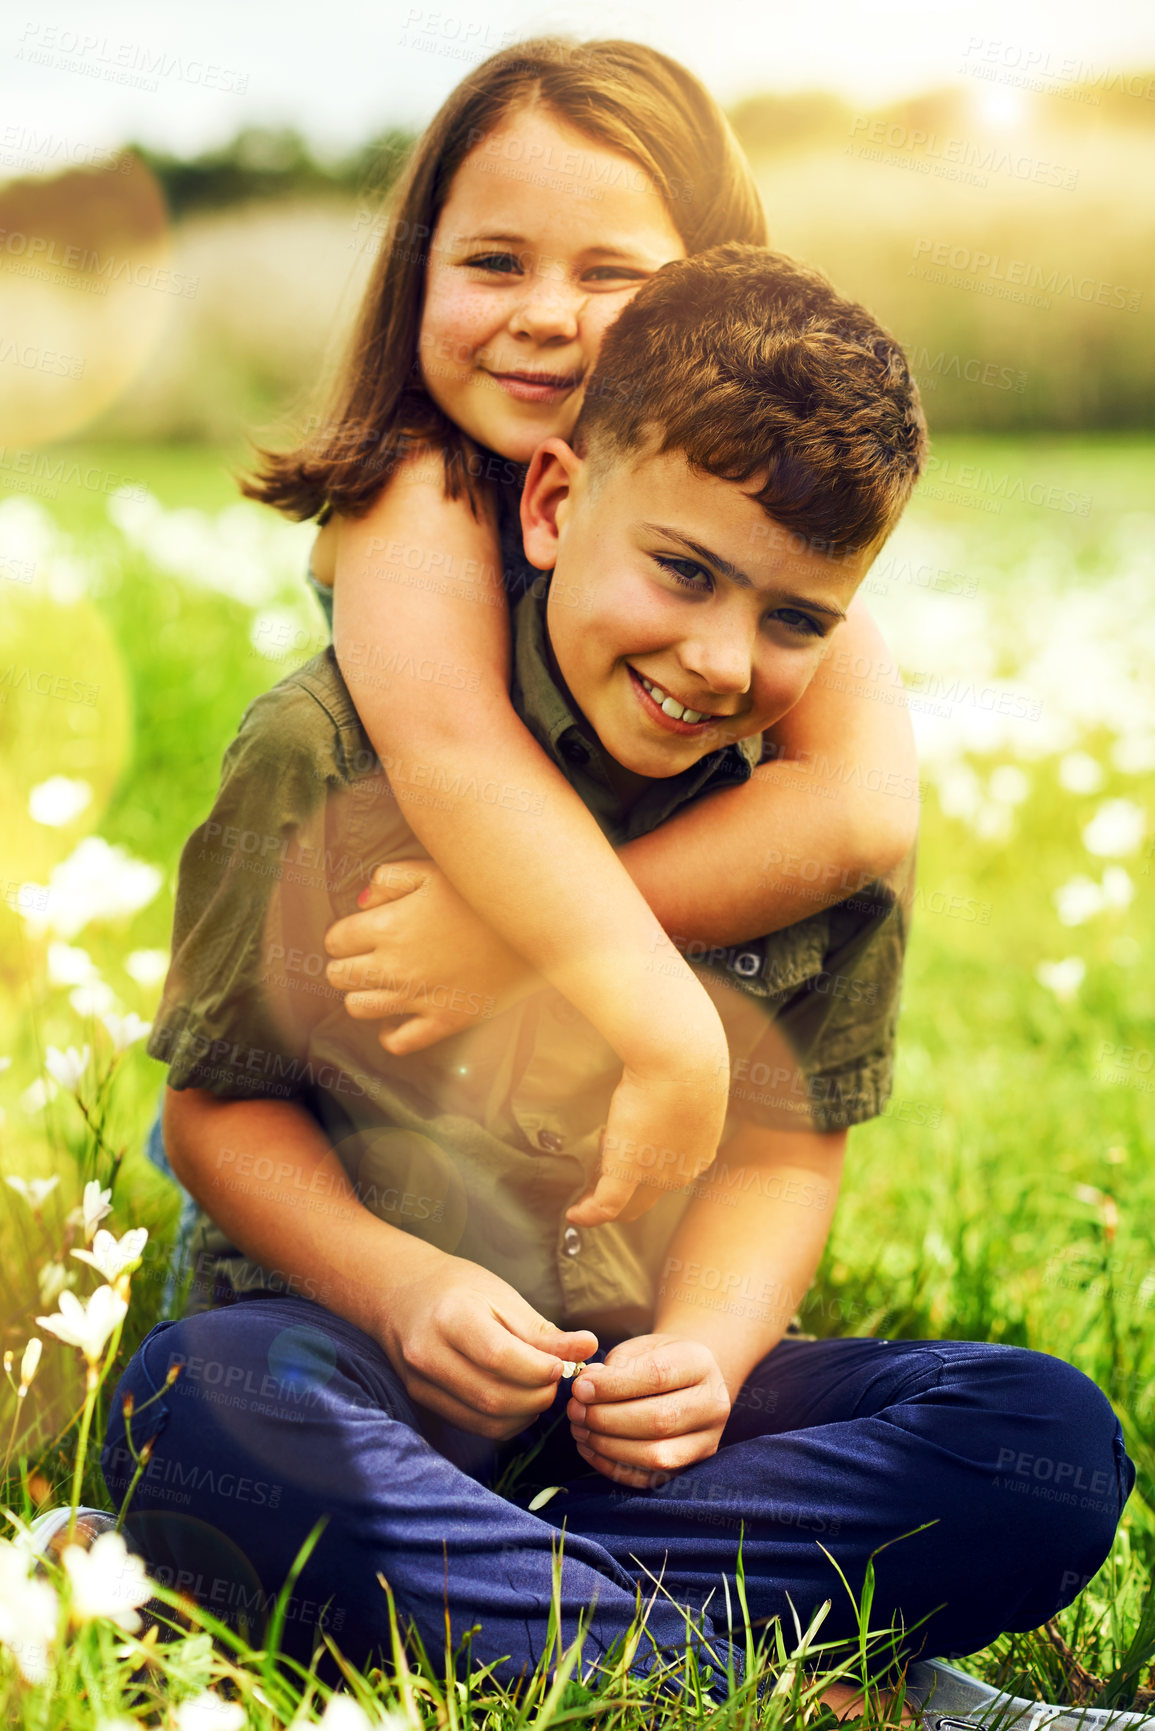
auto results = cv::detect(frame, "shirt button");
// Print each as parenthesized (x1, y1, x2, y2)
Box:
(561, 738, 590, 766)
(562, 1226, 582, 1257)
(537, 1128, 565, 1153)
(731, 951, 762, 978)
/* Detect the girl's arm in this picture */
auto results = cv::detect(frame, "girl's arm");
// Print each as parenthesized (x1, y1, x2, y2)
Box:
(330, 451, 730, 1226)
(618, 602, 918, 946)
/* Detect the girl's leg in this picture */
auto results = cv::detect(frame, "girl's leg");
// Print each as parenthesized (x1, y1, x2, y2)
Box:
(543, 1336, 1133, 1663)
(100, 1296, 742, 1690)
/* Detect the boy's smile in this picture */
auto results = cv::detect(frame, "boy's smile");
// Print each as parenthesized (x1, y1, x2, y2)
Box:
(521, 440, 873, 795)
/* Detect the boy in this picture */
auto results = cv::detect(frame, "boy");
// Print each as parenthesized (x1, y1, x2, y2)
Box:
(99, 248, 1129, 1706)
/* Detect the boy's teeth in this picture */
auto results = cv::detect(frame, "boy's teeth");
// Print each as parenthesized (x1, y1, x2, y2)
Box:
(640, 675, 707, 725)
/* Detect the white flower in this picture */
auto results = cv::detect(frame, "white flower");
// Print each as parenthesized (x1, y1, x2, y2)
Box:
(988, 765, 1030, 805)
(171, 1690, 248, 1731)
(0, 1536, 59, 1683)
(83, 1179, 113, 1239)
(47, 941, 98, 987)
(73, 1227, 149, 1282)
(100, 1010, 152, 1053)
(6, 1173, 60, 1208)
(36, 1284, 127, 1363)
(1083, 799, 1146, 858)
(1058, 752, 1105, 795)
(28, 776, 92, 827)
(18, 836, 162, 940)
(62, 1530, 152, 1632)
(44, 1044, 91, 1092)
(37, 1261, 75, 1306)
(1101, 866, 1134, 910)
(317, 1699, 379, 1730)
(21, 1077, 58, 1114)
(124, 949, 169, 987)
(1036, 957, 1086, 1003)
(1054, 876, 1104, 927)
(0, 1056, 9, 1073)
(19, 1338, 42, 1392)
(1111, 733, 1155, 775)
(70, 980, 119, 1019)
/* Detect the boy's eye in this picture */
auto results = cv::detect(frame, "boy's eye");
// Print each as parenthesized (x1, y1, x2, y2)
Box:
(771, 608, 824, 638)
(584, 265, 648, 284)
(656, 556, 712, 592)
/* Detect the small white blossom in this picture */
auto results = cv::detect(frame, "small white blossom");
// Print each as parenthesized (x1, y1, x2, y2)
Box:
(1054, 876, 1105, 927)
(100, 1010, 152, 1053)
(37, 1261, 75, 1306)
(44, 1044, 91, 1092)
(1036, 957, 1086, 1003)
(1101, 865, 1134, 910)
(1111, 734, 1155, 775)
(171, 1691, 248, 1731)
(0, 1537, 59, 1683)
(73, 1227, 149, 1283)
(18, 836, 162, 941)
(70, 981, 118, 1019)
(6, 1173, 60, 1208)
(124, 949, 169, 987)
(47, 941, 98, 987)
(37, 1284, 127, 1363)
(83, 1179, 113, 1239)
(63, 1530, 152, 1631)
(988, 765, 1030, 805)
(317, 1699, 380, 1730)
(0, 1055, 10, 1073)
(1083, 799, 1146, 858)
(19, 1338, 42, 1392)
(29, 776, 93, 827)
(1058, 752, 1105, 795)
(20, 1076, 58, 1114)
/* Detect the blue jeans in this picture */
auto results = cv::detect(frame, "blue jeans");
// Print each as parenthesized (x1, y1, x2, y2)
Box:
(101, 1295, 1132, 1688)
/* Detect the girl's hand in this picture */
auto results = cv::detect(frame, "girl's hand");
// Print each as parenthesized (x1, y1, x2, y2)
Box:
(380, 1247, 598, 1441)
(324, 859, 539, 1054)
(565, 1332, 732, 1488)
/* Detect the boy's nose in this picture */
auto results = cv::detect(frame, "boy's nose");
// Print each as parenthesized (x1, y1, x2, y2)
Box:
(678, 632, 753, 697)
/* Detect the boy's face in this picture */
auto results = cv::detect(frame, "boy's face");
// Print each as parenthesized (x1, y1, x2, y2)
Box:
(521, 439, 874, 787)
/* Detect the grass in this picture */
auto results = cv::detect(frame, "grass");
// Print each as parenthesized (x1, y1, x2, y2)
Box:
(0, 433, 1152, 1722)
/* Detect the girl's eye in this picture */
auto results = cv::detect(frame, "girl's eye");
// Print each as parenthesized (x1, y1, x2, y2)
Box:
(584, 265, 648, 284)
(771, 608, 824, 638)
(464, 252, 522, 274)
(656, 556, 711, 592)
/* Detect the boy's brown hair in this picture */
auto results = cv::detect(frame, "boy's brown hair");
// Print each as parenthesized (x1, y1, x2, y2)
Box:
(574, 243, 928, 553)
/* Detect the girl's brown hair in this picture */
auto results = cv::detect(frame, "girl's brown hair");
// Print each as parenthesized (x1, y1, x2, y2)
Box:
(240, 38, 767, 522)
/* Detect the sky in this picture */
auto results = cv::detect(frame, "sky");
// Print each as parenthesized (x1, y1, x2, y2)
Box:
(5, 0, 1155, 163)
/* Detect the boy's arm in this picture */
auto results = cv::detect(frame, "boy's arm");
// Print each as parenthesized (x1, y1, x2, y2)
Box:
(617, 602, 918, 943)
(332, 458, 731, 1222)
(164, 1087, 597, 1438)
(567, 1123, 845, 1488)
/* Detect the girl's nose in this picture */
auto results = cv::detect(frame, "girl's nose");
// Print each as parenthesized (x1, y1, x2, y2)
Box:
(508, 269, 584, 343)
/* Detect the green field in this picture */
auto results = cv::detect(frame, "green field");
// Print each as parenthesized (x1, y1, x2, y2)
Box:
(0, 435, 1152, 1723)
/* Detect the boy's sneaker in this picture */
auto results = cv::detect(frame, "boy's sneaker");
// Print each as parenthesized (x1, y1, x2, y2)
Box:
(26, 1505, 119, 1563)
(907, 1659, 1155, 1731)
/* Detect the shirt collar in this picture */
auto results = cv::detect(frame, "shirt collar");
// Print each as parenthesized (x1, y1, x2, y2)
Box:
(510, 579, 760, 846)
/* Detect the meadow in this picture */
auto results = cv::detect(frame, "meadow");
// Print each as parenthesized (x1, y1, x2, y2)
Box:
(0, 428, 1151, 1724)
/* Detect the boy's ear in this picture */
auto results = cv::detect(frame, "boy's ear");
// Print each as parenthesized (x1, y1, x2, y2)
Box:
(520, 438, 583, 571)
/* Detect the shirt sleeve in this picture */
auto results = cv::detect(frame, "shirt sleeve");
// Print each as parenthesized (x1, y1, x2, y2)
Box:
(709, 845, 916, 1135)
(146, 677, 347, 1099)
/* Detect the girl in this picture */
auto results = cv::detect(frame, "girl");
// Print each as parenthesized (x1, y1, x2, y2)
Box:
(242, 38, 920, 1226)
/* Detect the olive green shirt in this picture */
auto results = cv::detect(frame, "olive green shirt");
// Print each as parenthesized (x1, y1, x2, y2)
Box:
(149, 583, 912, 1336)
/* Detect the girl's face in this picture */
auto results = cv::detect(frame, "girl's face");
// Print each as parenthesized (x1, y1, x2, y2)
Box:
(418, 105, 687, 465)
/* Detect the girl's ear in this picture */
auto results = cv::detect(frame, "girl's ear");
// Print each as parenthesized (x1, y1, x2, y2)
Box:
(520, 438, 583, 571)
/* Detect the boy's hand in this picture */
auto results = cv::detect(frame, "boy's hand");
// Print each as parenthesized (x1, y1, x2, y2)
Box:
(565, 1333, 731, 1488)
(324, 860, 538, 1054)
(379, 1248, 598, 1441)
